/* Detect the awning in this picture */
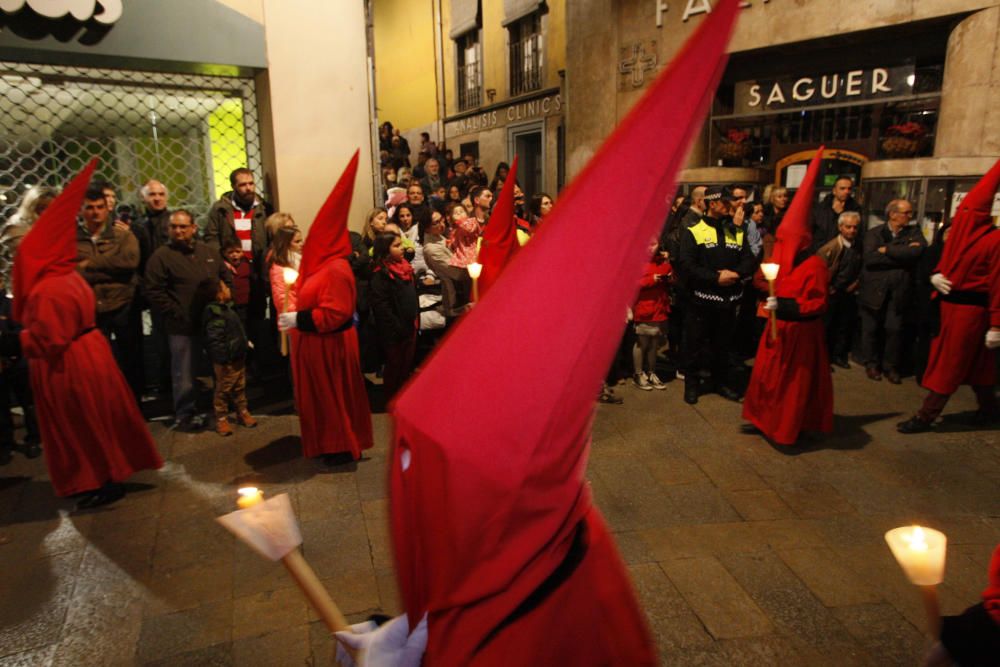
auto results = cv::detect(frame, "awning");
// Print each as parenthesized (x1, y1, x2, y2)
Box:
(449, 0, 480, 39)
(502, 0, 543, 27)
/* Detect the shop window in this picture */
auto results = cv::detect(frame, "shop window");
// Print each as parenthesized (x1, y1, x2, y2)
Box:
(0, 61, 264, 224)
(456, 31, 482, 111)
(508, 12, 543, 96)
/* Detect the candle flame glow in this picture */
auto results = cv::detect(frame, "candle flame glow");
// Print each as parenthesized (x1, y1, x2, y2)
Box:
(904, 525, 929, 551)
(238, 487, 259, 498)
(283, 267, 299, 284)
(467, 262, 483, 279)
(761, 262, 780, 281)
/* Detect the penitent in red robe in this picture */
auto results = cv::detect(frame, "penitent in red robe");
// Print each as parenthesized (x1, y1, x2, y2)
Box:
(922, 231, 1000, 395)
(743, 255, 833, 445)
(291, 258, 373, 459)
(21, 272, 162, 496)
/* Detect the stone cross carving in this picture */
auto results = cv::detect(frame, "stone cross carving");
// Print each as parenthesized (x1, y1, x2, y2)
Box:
(619, 42, 658, 89)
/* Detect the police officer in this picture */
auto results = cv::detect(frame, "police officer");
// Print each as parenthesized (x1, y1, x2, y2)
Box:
(676, 185, 758, 404)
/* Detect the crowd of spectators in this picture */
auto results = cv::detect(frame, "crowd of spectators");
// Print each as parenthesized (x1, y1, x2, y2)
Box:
(0, 126, 965, 462)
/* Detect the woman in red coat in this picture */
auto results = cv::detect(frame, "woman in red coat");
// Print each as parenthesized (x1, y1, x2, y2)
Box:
(277, 152, 373, 464)
(10, 160, 162, 509)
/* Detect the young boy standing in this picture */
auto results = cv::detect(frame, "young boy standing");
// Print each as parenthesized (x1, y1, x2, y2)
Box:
(203, 280, 257, 436)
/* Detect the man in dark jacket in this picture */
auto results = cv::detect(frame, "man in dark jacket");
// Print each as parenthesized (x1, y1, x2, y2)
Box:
(202, 168, 273, 361)
(676, 185, 758, 404)
(77, 185, 142, 399)
(816, 210, 862, 368)
(810, 176, 861, 252)
(137, 179, 172, 396)
(857, 199, 926, 383)
(145, 210, 230, 431)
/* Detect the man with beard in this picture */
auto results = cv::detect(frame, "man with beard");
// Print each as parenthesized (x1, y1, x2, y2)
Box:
(204, 168, 274, 368)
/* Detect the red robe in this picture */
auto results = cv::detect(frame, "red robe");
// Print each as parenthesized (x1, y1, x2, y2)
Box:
(291, 258, 373, 458)
(20, 272, 162, 496)
(743, 255, 833, 445)
(922, 231, 1000, 395)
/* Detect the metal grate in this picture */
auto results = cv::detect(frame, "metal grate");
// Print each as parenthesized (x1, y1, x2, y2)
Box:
(0, 61, 263, 224)
(456, 32, 481, 111)
(508, 13, 542, 97)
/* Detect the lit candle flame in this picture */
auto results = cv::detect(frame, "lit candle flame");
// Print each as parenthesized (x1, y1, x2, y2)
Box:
(760, 262, 780, 281)
(904, 525, 929, 551)
(283, 267, 299, 285)
(237, 486, 264, 509)
(467, 262, 483, 280)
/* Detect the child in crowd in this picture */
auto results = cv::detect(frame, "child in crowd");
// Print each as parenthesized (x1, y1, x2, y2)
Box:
(268, 225, 302, 316)
(632, 239, 672, 390)
(222, 241, 251, 331)
(202, 280, 257, 437)
(445, 202, 481, 268)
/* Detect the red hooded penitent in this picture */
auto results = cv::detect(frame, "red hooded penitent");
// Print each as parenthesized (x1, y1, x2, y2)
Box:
(476, 155, 519, 300)
(15, 159, 162, 496)
(387, 0, 740, 663)
(742, 148, 833, 446)
(291, 150, 373, 459)
(921, 158, 1000, 396)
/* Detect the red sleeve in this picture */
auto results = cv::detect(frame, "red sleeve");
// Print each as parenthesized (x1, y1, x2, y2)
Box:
(637, 262, 657, 288)
(19, 287, 78, 360)
(310, 262, 356, 332)
(795, 258, 830, 318)
(990, 238, 1000, 328)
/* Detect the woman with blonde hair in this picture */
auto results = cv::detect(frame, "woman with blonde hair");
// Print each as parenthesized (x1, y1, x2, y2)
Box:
(0, 185, 59, 291)
(362, 207, 389, 252)
(763, 186, 789, 233)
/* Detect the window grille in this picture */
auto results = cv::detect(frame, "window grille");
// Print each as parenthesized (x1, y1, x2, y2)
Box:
(508, 13, 542, 96)
(456, 32, 482, 111)
(0, 61, 264, 225)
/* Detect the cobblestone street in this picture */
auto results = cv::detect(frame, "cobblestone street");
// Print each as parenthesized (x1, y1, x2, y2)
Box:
(0, 364, 997, 666)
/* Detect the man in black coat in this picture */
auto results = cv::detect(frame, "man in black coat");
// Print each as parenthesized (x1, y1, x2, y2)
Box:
(810, 176, 862, 252)
(857, 199, 926, 384)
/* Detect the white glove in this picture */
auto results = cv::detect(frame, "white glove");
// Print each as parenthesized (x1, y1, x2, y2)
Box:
(986, 329, 1000, 350)
(930, 273, 952, 295)
(278, 312, 298, 331)
(334, 614, 428, 667)
(764, 296, 778, 312)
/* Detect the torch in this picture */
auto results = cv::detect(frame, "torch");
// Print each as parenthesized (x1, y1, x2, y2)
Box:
(281, 267, 299, 357)
(219, 488, 352, 639)
(467, 261, 483, 303)
(885, 525, 947, 639)
(760, 262, 779, 341)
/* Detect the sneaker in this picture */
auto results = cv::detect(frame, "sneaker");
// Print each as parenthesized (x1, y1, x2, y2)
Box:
(647, 372, 667, 390)
(598, 389, 624, 405)
(675, 369, 686, 381)
(215, 418, 234, 437)
(633, 372, 653, 391)
(236, 410, 258, 428)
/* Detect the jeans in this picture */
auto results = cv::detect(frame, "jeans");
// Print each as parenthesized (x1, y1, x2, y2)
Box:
(168, 335, 196, 421)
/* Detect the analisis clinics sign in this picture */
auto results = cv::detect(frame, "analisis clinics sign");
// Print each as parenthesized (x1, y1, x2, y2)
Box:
(0, 0, 122, 24)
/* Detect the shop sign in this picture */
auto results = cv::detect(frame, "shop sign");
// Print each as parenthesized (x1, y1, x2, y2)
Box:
(0, 0, 122, 24)
(446, 93, 562, 138)
(950, 191, 1000, 218)
(655, 0, 768, 27)
(740, 65, 914, 111)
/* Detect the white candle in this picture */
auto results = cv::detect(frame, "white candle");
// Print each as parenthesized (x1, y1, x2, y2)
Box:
(885, 525, 947, 586)
(237, 487, 264, 510)
(282, 267, 299, 285)
(466, 262, 482, 280)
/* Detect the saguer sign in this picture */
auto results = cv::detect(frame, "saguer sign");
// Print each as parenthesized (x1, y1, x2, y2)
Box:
(736, 65, 916, 112)
(0, 0, 122, 24)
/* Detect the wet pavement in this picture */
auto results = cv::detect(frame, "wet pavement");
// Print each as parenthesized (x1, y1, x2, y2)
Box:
(0, 363, 997, 666)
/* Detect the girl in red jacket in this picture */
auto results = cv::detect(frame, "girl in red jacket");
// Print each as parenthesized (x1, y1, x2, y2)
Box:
(633, 239, 672, 390)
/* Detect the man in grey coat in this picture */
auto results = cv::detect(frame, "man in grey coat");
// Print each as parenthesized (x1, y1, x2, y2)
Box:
(857, 199, 926, 383)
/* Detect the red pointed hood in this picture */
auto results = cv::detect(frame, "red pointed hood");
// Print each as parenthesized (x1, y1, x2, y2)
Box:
(475, 155, 519, 300)
(12, 159, 97, 321)
(388, 0, 740, 656)
(771, 147, 824, 280)
(297, 150, 359, 286)
(936, 158, 1000, 285)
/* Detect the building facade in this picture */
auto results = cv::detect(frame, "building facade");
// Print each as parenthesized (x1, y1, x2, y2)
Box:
(374, 0, 566, 201)
(566, 0, 1000, 233)
(0, 0, 376, 232)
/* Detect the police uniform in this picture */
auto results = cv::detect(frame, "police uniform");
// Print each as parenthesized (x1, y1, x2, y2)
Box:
(676, 186, 758, 403)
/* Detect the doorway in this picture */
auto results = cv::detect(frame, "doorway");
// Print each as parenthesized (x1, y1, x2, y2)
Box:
(508, 121, 544, 199)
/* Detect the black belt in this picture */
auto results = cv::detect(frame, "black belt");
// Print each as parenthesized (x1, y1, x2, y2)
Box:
(941, 290, 988, 307)
(74, 326, 97, 341)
